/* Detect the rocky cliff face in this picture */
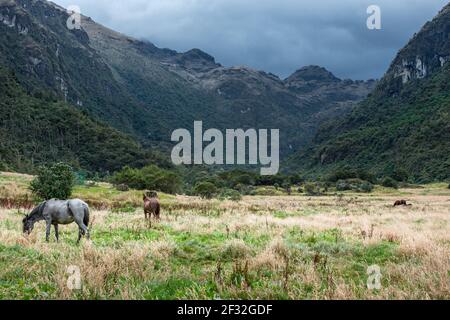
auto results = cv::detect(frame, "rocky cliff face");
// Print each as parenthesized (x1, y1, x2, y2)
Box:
(1, 0, 376, 159)
(286, 3, 450, 182)
(381, 4, 450, 91)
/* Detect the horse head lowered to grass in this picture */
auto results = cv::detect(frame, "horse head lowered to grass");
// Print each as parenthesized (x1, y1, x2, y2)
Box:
(23, 199, 90, 244)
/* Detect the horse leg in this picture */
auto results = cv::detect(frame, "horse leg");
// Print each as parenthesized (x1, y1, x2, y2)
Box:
(80, 223, 90, 240)
(85, 225, 90, 240)
(54, 224, 59, 242)
(74, 216, 90, 241)
(78, 224, 89, 240)
(45, 221, 51, 242)
(77, 228, 82, 245)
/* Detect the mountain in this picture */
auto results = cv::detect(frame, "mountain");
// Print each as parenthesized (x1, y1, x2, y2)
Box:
(79, 6, 377, 154)
(0, 0, 375, 163)
(286, 4, 450, 182)
(0, 65, 152, 173)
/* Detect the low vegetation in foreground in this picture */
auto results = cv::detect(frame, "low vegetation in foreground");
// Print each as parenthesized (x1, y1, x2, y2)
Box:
(0, 172, 449, 300)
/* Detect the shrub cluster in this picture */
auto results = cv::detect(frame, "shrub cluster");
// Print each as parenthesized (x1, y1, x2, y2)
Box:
(29, 162, 75, 200)
(111, 165, 181, 194)
(336, 179, 374, 193)
(381, 177, 399, 189)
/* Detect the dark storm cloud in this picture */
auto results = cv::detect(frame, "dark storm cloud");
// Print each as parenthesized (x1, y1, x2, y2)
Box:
(54, 0, 448, 79)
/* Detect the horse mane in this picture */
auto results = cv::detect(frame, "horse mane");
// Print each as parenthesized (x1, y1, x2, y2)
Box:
(28, 201, 47, 220)
(144, 191, 158, 200)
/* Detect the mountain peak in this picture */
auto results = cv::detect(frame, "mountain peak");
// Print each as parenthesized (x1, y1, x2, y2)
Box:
(383, 2, 450, 89)
(182, 48, 216, 63)
(286, 66, 340, 83)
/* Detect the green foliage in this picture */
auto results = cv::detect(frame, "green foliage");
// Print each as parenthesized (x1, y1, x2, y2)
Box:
(115, 184, 130, 192)
(0, 161, 9, 172)
(336, 179, 373, 193)
(182, 169, 304, 196)
(391, 168, 410, 182)
(304, 182, 322, 196)
(215, 170, 301, 190)
(111, 165, 181, 194)
(252, 186, 283, 196)
(219, 189, 243, 202)
(0, 66, 151, 174)
(193, 182, 219, 199)
(29, 163, 75, 200)
(381, 177, 399, 189)
(326, 168, 376, 184)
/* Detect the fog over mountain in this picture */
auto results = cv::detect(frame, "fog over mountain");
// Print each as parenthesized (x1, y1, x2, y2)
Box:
(53, 0, 448, 80)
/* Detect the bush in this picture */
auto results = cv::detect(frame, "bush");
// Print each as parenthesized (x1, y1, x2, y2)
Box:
(391, 168, 409, 182)
(448, 183, 450, 189)
(116, 184, 129, 192)
(252, 186, 282, 196)
(304, 182, 322, 196)
(0, 160, 9, 172)
(219, 189, 242, 202)
(193, 182, 218, 199)
(381, 177, 399, 189)
(336, 179, 373, 193)
(29, 163, 75, 200)
(359, 181, 374, 193)
(111, 165, 181, 194)
(234, 183, 254, 195)
(221, 239, 252, 260)
(327, 168, 376, 184)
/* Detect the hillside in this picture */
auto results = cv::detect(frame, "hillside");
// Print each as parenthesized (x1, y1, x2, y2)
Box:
(0, 0, 375, 157)
(286, 4, 450, 182)
(0, 65, 150, 173)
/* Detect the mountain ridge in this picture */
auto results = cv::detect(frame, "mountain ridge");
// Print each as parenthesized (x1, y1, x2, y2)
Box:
(0, 0, 376, 172)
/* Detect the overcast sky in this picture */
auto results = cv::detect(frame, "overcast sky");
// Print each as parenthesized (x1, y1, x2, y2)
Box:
(54, 0, 448, 80)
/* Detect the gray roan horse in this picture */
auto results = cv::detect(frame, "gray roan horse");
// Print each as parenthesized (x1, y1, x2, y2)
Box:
(23, 199, 90, 243)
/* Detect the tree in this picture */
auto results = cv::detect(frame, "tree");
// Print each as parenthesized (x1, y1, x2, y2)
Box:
(193, 182, 218, 199)
(111, 165, 181, 194)
(381, 177, 398, 189)
(219, 188, 242, 202)
(304, 182, 322, 196)
(29, 162, 75, 200)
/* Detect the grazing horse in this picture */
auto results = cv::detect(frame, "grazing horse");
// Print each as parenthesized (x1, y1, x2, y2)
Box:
(23, 199, 90, 244)
(144, 191, 161, 221)
(394, 200, 410, 207)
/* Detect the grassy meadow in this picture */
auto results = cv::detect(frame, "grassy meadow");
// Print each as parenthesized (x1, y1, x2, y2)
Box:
(0, 172, 449, 300)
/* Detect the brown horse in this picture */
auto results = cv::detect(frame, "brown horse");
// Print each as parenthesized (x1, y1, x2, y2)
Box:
(144, 191, 161, 221)
(394, 200, 410, 207)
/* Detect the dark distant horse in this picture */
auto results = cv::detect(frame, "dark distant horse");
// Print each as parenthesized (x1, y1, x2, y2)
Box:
(23, 199, 90, 243)
(144, 191, 161, 221)
(394, 200, 411, 207)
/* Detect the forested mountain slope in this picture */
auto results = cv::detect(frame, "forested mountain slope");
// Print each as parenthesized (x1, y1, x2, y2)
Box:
(0, 0, 375, 157)
(0, 65, 150, 173)
(286, 4, 450, 182)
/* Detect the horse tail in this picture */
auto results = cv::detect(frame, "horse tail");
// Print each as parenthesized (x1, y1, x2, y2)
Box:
(83, 205, 90, 227)
(156, 203, 161, 217)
